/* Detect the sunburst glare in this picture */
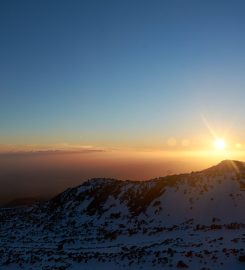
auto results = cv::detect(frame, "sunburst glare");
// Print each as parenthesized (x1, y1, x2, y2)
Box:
(214, 138, 225, 150)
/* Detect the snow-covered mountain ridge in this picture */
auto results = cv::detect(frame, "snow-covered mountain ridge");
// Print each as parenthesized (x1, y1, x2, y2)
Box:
(0, 160, 244, 269)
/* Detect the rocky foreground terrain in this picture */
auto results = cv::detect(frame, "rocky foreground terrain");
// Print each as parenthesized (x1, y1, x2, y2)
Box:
(0, 160, 244, 269)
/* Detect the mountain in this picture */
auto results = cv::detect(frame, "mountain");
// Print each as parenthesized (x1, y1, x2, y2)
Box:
(0, 160, 244, 270)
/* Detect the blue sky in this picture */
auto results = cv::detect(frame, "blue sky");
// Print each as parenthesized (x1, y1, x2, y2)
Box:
(1, 0, 245, 149)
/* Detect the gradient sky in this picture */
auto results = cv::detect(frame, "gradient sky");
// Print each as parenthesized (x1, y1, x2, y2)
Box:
(1, 0, 245, 202)
(1, 0, 245, 149)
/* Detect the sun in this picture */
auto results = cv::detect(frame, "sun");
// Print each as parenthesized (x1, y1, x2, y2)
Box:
(214, 138, 225, 150)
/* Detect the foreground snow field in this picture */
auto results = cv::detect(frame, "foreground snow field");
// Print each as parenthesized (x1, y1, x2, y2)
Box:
(0, 160, 244, 269)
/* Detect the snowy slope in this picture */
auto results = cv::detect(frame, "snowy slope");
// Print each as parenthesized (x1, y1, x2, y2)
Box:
(0, 160, 244, 269)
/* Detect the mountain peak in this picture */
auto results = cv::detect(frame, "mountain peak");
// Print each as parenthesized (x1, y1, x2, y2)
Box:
(204, 159, 245, 174)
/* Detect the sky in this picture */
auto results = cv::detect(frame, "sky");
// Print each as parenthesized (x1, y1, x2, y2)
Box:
(1, 0, 245, 203)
